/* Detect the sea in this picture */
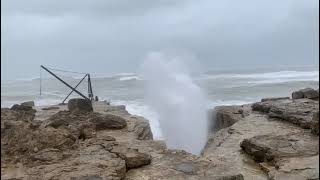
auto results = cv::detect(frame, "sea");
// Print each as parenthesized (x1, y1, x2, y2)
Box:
(1, 66, 319, 140)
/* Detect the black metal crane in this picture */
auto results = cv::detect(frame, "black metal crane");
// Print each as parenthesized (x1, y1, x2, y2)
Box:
(40, 65, 94, 104)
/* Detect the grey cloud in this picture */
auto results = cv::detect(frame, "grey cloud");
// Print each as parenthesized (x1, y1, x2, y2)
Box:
(1, 0, 319, 80)
(2, 0, 190, 17)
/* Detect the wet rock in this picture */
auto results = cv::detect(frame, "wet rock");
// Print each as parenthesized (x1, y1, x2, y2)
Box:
(68, 98, 93, 112)
(21, 101, 35, 107)
(292, 88, 319, 100)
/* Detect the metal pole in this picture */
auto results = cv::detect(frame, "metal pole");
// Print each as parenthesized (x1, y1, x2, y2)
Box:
(88, 74, 94, 100)
(40, 66, 42, 96)
(62, 74, 88, 103)
(40, 65, 90, 100)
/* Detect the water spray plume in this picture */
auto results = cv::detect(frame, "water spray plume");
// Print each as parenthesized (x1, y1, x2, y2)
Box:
(140, 52, 208, 155)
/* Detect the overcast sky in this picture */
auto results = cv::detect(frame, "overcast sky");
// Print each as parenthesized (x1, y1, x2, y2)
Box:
(1, 0, 319, 80)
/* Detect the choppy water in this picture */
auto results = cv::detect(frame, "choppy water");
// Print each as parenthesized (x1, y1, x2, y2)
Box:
(1, 66, 319, 139)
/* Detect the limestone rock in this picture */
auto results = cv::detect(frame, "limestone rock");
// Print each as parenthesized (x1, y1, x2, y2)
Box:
(68, 98, 93, 112)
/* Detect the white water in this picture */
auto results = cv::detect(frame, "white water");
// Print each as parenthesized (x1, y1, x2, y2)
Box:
(140, 52, 208, 155)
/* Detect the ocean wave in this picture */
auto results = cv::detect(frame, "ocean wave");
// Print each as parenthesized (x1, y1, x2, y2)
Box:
(1, 98, 61, 108)
(92, 73, 136, 79)
(201, 71, 319, 80)
(119, 76, 142, 81)
(248, 77, 319, 84)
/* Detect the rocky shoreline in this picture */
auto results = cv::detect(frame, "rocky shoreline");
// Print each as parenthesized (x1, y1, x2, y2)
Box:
(1, 88, 319, 180)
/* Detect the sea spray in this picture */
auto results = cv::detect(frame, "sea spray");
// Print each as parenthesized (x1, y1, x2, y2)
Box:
(140, 52, 208, 155)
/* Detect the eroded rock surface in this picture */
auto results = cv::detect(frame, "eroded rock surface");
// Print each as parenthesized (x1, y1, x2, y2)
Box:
(1, 100, 154, 180)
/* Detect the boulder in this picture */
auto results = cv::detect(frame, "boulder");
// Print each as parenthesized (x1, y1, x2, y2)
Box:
(21, 101, 35, 107)
(68, 98, 93, 112)
(292, 88, 319, 100)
